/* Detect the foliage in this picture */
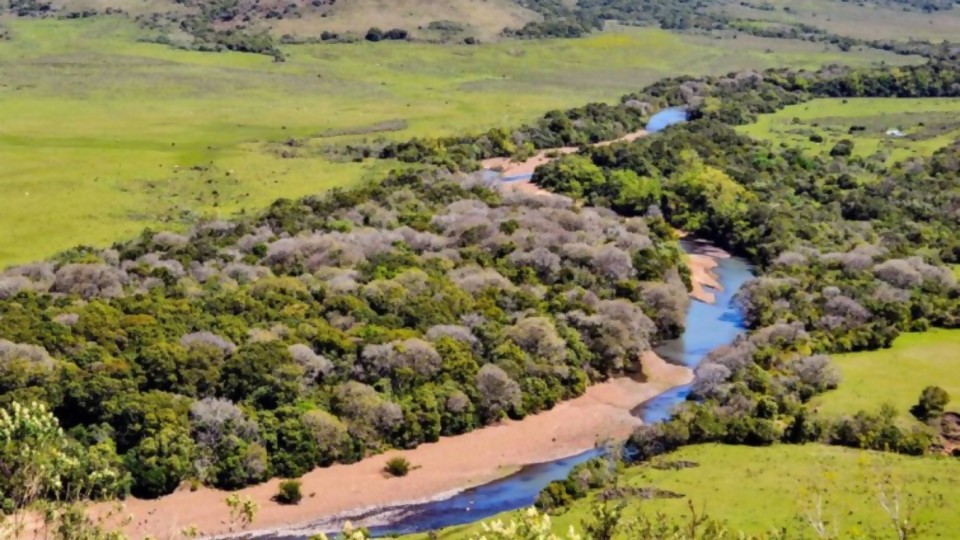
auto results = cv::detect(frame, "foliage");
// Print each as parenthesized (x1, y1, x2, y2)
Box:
(0, 171, 687, 498)
(470, 507, 583, 540)
(0, 402, 128, 540)
(535, 457, 619, 512)
(384, 456, 412, 477)
(275, 479, 303, 505)
(225, 493, 258, 530)
(912, 386, 950, 421)
(0, 402, 75, 534)
(309, 521, 372, 540)
(0, 19, 911, 268)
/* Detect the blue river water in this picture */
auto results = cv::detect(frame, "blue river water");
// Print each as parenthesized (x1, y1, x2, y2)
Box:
(248, 243, 753, 540)
(644, 107, 688, 134)
(634, 250, 753, 423)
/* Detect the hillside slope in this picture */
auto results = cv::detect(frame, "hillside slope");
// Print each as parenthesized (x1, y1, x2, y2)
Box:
(6, 0, 541, 40)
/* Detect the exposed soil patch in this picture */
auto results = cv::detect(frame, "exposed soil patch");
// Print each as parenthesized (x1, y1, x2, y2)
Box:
(940, 412, 960, 455)
(651, 460, 700, 471)
(599, 486, 685, 501)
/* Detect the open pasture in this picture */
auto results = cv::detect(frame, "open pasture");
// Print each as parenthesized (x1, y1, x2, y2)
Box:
(811, 330, 960, 424)
(414, 444, 960, 539)
(0, 17, 917, 266)
(740, 97, 960, 162)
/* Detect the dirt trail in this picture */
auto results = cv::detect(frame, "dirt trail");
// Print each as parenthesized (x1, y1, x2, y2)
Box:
(481, 129, 648, 179)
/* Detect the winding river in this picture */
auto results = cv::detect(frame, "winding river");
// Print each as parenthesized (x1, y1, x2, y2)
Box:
(243, 106, 732, 540)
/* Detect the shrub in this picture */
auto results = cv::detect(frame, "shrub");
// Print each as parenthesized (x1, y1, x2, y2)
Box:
(912, 386, 950, 421)
(384, 456, 411, 477)
(365, 27, 383, 42)
(829, 139, 854, 157)
(276, 479, 303, 504)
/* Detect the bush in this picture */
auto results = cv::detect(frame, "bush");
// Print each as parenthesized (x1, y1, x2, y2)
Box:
(912, 386, 950, 421)
(275, 479, 303, 505)
(384, 28, 408, 40)
(384, 456, 411, 477)
(829, 139, 854, 157)
(365, 27, 383, 42)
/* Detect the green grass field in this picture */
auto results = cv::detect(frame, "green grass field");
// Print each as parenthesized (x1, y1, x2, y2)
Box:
(415, 444, 960, 539)
(811, 330, 960, 423)
(0, 17, 918, 267)
(740, 97, 960, 163)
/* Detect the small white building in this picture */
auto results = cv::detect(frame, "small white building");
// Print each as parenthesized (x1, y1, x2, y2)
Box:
(885, 128, 905, 138)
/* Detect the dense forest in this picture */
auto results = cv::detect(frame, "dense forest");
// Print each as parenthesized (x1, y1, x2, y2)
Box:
(0, 171, 691, 504)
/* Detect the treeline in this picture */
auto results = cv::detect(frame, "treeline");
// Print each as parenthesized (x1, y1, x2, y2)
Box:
(472, 57, 960, 515)
(360, 102, 650, 169)
(506, 0, 723, 39)
(0, 171, 691, 503)
(868, 0, 959, 11)
(540, 324, 936, 512)
(340, 59, 959, 172)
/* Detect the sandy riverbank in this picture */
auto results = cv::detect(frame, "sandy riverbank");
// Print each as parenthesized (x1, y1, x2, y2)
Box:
(688, 254, 722, 304)
(684, 238, 729, 304)
(89, 351, 690, 539)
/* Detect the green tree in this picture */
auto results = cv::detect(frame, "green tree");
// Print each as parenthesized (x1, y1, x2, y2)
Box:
(1, 402, 75, 535)
(912, 386, 950, 421)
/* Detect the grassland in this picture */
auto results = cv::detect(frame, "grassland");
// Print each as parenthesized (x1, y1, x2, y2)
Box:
(414, 444, 960, 539)
(740, 97, 960, 162)
(811, 330, 960, 423)
(714, 0, 960, 42)
(0, 17, 919, 267)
